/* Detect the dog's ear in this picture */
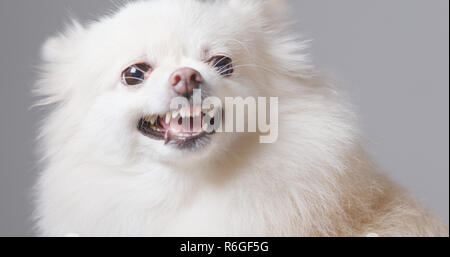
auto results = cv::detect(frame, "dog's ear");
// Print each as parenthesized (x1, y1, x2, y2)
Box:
(261, 0, 288, 25)
(41, 20, 85, 63)
(35, 20, 85, 106)
(228, 0, 288, 29)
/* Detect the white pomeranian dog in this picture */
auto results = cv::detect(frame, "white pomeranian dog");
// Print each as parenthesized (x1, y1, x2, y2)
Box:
(34, 0, 448, 237)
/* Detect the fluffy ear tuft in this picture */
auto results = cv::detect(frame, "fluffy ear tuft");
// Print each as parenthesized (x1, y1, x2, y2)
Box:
(41, 20, 85, 63)
(261, 0, 288, 27)
(35, 20, 85, 106)
(228, 0, 288, 29)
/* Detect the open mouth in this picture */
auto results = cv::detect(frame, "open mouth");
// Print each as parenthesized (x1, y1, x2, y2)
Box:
(138, 105, 218, 147)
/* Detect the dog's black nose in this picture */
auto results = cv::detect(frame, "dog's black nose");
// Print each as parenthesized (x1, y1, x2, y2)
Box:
(169, 67, 203, 97)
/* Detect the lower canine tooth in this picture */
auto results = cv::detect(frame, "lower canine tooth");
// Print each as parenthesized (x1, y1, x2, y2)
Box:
(165, 112, 172, 124)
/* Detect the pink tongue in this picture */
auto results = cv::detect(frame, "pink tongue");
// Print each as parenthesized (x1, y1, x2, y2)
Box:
(160, 116, 203, 135)
(162, 117, 203, 144)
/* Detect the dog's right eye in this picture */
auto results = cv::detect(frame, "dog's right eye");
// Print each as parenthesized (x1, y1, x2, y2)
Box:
(121, 63, 152, 86)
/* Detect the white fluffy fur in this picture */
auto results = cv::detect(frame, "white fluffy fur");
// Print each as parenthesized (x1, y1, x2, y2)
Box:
(34, 0, 448, 237)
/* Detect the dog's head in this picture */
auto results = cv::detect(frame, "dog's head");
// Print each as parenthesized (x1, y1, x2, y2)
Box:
(36, 0, 310, 168)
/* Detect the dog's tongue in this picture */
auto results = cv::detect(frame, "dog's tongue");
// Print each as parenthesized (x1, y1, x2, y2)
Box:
(164, 130, 172, 144)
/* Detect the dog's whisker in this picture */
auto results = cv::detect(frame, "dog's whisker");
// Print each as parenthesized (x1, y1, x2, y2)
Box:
(225, 39, 252, 56)
(211, 56, 229, 70)
(123, 77, 145, 82)
(218, 67, 234, 75)
(131, 66, 150, 74)
(228, 63, 285, 76)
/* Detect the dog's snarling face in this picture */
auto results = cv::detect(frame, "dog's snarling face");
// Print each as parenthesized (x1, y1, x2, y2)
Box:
(37, 0, 307, 168)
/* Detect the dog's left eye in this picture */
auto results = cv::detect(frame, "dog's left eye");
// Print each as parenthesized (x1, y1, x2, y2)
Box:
(121, 63, 152, 86)
(209, 56, 233, 76)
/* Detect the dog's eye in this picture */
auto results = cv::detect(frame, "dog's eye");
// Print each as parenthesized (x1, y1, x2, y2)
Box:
(209, 56, 233, 76)
(121, 63, 151, 86)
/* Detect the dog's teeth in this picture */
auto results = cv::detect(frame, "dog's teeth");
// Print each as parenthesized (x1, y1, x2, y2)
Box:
(150, 115, 158, 125)
(172, 110, 179, 118)
(203, 106, 215, 115)
(145, 116, 155, 124)
(194, 106, 202, 117)
(181, 109, 188, 118)
(165, 112, 172, 124)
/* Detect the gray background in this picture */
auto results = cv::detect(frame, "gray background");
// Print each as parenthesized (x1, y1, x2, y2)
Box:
(0, 0, 448, 236)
